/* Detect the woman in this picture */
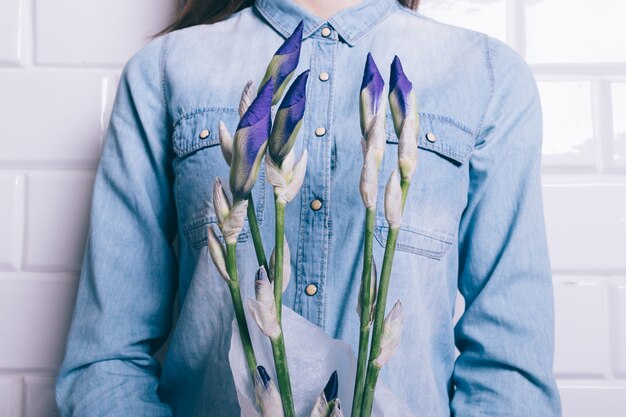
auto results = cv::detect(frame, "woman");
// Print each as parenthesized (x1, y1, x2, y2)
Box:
(55, 0, 562, 415)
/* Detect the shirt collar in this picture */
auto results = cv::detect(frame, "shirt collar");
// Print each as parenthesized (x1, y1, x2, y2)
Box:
(254, 0, 400, 47)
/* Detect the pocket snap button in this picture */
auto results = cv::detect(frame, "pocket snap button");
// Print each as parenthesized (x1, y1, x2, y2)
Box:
(426, 132, 437, 143)
(199, 129, 210, 140)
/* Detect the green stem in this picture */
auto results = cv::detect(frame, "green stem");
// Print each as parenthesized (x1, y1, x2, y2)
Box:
(351, 208, 376, 417)
(400, 178, 410, 210)
(226, 243, 257, 381)
(273, 198, 285, 320)
(247, 196, 268, 271)
(360, 362, 382, 417)
(360, 227, 400, 417)
(270, 333, 296, 417)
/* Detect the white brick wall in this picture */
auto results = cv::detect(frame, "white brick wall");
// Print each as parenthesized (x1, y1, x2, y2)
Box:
(0, 0, 175, 415)
(1, 0, 624, 416)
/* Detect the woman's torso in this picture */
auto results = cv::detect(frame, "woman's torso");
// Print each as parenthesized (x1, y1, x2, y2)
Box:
(157, 0, 493, 414)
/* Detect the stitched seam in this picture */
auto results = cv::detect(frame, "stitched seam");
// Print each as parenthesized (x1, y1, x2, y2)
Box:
(173, 107, 239, 128)
(474, 34, 496, 145)
(159, 33, 170, 110)
(373, 227, 449, 260)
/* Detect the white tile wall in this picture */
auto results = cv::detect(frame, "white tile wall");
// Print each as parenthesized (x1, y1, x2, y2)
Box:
(0, 275, 78, 370)
(542, 180, 626, 272)
(34, 0, 176, 66)
(24, 375, 59, 417)
(0, 0, 22, 65)
(0, 376, 22, 417)
(613, 285, 626, 377)
(553, 278, 610, 378)
(0, 1, 625, 416)
(559, 386, 626, 417)
(0, 0, 173, 413)
(23, 171, 95, 272)
(0, 72, 113, 168)
(0, 173, 23, 271)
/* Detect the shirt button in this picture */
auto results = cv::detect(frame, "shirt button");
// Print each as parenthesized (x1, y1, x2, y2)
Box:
(315, 127, 326, 136)
(305, 284, 318, 296)
(319, 72, 330, 81)
(426, 132, 437, 143)
(310, 199, 323, 211)
(199, 129, 210, 140)
(321, 27, 332, 37)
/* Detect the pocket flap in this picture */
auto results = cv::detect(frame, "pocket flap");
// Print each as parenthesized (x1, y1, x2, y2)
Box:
(374, 221, 453, 261)
(385, 112, 475, 165)
(173, 107, 241, 157)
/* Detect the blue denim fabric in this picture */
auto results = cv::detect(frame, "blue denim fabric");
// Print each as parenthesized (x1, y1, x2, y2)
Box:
(55, 0, 562, 415)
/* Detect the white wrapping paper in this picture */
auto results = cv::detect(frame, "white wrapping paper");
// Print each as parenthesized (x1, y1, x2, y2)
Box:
(228, 303, 416, 417)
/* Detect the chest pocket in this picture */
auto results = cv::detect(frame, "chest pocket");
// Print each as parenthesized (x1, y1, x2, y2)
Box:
(172, 106, 267, 251)
(374, 111, 475, 260)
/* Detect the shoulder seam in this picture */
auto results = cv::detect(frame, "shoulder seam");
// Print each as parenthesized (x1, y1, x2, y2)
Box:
(473, 34, 496, 145)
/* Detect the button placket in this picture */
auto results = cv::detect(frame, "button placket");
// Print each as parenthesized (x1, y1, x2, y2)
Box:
(294, 24, 337, 324)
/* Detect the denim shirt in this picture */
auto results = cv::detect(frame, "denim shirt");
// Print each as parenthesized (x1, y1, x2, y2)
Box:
(55, 0, 562, 415)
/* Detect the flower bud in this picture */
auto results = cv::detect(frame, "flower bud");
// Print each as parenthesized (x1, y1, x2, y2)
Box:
(212, 178, 249, 244)
(389, 55, 419, 140)
(218, 121, 233, 166)
(230, 77, 273, 202)
(360, 52, 385, 136)
(398, 117, 418, 180)
(254, 365, 284, 417)
(308, 370, 339, 417)
(384, 169, 403, 229)
(259, 20, 304, 106)
(373, 300, 403, 368)
(248, 267, 281, 340)
(239, 80, 257, 118)
(359, 147, 378, 209)
(207, 225, 229, 282)
(212, 177, 231, 224)
(389, 55, 420, 181)
(269, 69, 310, 165)
(265, 149, 308, 205)
(224, 199, 249, 244)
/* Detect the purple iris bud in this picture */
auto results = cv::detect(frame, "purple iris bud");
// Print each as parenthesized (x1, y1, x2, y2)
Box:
(256, 265, 268, 282)
(269, 69, 310, 165)
(389, 55, 419, 139)
(257, 365, 271, 389)
(229, 77, 274, 202)
(324, 370, 339, 401)
(259, 20, 304, 105)
(359, 52, 385, 135)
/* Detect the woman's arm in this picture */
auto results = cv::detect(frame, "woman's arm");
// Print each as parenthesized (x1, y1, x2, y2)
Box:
(450, 36, 562, 416)
(55, 34, 177, 416)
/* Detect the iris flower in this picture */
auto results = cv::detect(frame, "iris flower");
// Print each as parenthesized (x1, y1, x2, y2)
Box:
(269, 69, 310, 166)
(389, 55, 419, 180)
(230, 76, 274, 203)
(259, 20, 305, 106)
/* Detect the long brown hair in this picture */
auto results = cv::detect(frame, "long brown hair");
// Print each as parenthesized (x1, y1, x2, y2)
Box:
(158, 0, 420, 36)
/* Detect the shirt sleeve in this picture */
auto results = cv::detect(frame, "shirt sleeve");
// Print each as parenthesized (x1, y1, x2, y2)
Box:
(450, 35, 562, 416)
(54, 34, 177, 417)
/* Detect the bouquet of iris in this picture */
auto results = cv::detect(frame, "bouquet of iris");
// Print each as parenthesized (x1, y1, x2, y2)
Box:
(207, 20, 420, 417)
